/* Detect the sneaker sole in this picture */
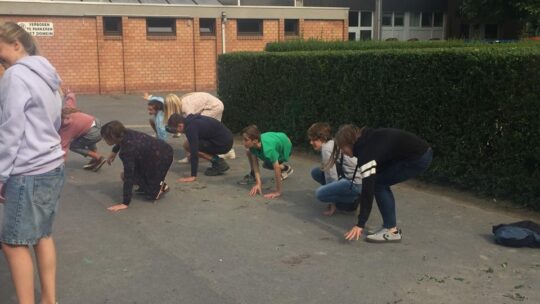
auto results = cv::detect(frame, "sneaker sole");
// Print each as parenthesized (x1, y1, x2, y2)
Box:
(365, 238, 401, 243)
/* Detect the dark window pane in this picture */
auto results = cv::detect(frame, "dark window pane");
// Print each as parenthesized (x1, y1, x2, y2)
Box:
(349, 11, 358, 27)
(200, 18, 216, 36)
(237, 19, 263, 36)
(147, 18, 176, 36)
(284, 19, 299, 36)
(104, 17, 122, 36)
(394, 13, 404, 27)
(434, 12, 443, 27)
(360, 30, 371, 40)
(410, 12, 420, 27)
(360, 11, 372, 27)
(348, 32, 356, 41)
(485, 24, 498, 39)
(459, 24, 469, 39)
(382, 13, 392, 26)
(421, 12, 432, 27)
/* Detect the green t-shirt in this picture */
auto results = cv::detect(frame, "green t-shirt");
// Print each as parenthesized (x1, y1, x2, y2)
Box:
(250, 132, 292, 164)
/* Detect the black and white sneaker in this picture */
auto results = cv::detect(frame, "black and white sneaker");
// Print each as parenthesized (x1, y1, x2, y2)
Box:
(280, 165, 294, 180)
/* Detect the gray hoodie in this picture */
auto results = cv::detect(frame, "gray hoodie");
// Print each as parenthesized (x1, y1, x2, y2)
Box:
(0, 56, 64, 183)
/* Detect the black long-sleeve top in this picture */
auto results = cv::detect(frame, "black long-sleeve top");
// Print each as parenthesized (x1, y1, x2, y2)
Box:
(352, 128, 430, 228)
(184, 114, 233, 177)
(112, 129, 173, 205)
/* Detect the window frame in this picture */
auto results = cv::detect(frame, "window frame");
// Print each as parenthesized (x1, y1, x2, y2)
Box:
(237, 19, 264, 37)
(421, 12, 433, 28)
(199, 18, 216, 37)
(146, 17, 176, 37)
(103, 16, 122, 36)
(284, 19, 299, 37)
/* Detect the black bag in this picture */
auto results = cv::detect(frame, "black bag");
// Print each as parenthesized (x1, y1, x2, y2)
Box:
(492, 220, 540, 248)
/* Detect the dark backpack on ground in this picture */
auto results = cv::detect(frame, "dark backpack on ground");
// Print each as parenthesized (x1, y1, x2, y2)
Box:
(492, 220, 540, 248)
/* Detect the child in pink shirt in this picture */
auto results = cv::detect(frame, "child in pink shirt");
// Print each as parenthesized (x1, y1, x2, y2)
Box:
(59, 107, 106, 171)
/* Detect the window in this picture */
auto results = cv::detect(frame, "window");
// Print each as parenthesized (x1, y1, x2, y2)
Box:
(199, 18, 216, 36)
(360, 11, 372, 27)
(434, 12, 443, 27)
(348, 32, 356, 41)
(382, 12, 392, 26)
(103, 17, 122, 36)
(409, 12, 420, 27)
(485, 24, 498, 39)
(459, 24, 470, 39)
(349, 11, 358, 27)
(360, 30, 372, 41)
(147, 18, 176, 36)
(237, 19, 263, 36)
(394, 13, 404, 27)
(421, 12, 433, 27)
(284, 19, 299, 36)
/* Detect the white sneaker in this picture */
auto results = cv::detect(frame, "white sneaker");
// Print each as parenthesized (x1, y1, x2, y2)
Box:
(366, 228, 402, 243)
(177, 157, 189, 164)
(219, 149, 236, 160)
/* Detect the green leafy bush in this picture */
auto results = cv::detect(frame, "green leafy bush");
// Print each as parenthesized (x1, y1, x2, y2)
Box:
(218, 46, 540, 209)
(265, 39, 539, 52)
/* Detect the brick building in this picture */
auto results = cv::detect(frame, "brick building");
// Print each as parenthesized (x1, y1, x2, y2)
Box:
(0, 0, 347, 93)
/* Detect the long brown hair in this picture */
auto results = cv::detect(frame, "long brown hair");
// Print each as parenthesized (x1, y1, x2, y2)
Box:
(0, 22, 39, 56)
(323, 124, 364, 170)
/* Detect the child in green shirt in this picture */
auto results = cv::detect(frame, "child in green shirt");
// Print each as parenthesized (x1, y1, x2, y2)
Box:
(240, 125, 293, 199)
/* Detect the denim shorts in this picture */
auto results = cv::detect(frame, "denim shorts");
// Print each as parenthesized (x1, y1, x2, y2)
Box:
(1, 165, 65, 245)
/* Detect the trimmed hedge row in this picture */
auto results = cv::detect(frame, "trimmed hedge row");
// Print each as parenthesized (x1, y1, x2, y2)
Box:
(218, 47, 540, 209)
(265, 39, 539, 52)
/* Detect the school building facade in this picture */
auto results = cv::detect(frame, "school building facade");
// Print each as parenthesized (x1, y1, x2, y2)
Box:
(0, 1, 522, 94)
(0, 1, 348, 94)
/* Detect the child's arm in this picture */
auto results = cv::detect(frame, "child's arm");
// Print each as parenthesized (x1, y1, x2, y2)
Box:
(264, 161, 283, 199)
(249, 153, 263, 196)
(155, 111, 168, 140)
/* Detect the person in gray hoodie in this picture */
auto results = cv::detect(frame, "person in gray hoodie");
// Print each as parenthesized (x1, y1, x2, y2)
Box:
(0, 22, 65, 304)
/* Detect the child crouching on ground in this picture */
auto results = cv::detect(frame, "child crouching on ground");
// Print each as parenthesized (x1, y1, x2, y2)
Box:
(146, 95, 167, 141)
(308, 122, 362, 216)
(102, 120, 173, 212)
(59, 107, 106, 171)
(240, 125, 293, 199)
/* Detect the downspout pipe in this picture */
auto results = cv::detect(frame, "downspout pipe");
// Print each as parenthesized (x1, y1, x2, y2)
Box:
(221, 11, 227, 54)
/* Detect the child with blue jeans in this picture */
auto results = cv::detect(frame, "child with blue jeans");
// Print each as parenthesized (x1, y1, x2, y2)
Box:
(332, 125, 433, 243)
(308, 123, 362, 216)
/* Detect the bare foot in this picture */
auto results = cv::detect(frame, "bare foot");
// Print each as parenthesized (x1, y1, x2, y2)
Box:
(322, 203, 336, 216)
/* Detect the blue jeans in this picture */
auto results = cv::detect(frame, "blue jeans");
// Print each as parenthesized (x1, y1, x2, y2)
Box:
(376, 148, 433, 228)
(311, 167, 361, 204)
(1, 165, 65, 245)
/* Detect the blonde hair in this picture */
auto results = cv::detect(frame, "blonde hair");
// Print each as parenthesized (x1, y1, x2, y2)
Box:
(0, 22, 39, 56)
(164, 93, 183, 120)
(323, 124, 364, 171)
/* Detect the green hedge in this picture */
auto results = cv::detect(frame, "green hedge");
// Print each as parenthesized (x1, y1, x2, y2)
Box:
(218, 47, 540, 209)
(265, 39, 539, 52)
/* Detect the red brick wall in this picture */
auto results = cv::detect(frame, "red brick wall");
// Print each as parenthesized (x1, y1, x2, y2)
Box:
(194, 18, 218, 91)
(225, 19, 280, 52)
(302, 20, 346, 41)
(1, 16, 345, 93)
(0, 16, 100, 93)
(96, 16, 125, 93)
(122, 17, 194, 93)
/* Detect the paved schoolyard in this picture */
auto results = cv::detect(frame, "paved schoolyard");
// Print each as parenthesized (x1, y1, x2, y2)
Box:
(1, 94, 538, 304)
